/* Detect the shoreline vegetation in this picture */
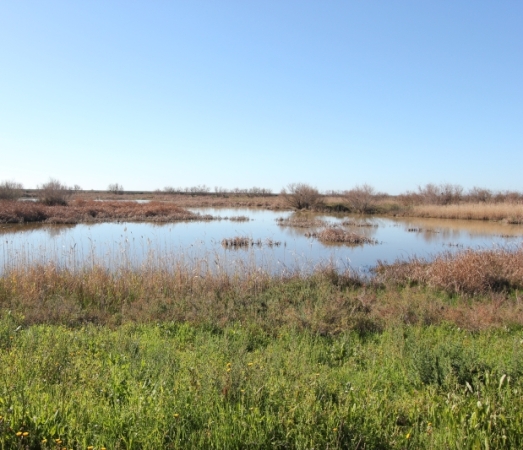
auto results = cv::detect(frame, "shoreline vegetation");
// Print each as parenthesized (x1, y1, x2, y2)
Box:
(1, 180, 522, 224)
(1, 246, 523, 448)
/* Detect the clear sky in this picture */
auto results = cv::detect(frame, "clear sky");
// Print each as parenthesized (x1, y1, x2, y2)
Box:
(1, 1, 522, 194)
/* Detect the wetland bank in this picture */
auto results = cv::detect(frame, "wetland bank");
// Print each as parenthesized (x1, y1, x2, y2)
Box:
(1, 186, 523, 449)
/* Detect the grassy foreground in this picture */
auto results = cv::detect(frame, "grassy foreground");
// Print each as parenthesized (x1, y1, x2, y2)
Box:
(1, 316, 523, 449)
(1, 246, 523, 449)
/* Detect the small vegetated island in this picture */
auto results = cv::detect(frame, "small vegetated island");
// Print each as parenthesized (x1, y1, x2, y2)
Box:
(1, 179, 523, 449)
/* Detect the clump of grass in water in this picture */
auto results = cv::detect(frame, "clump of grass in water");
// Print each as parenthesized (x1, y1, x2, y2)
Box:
(275, 215, 327, 228)
(342, 219, 378, 228)
(306, 226, 378, 245)
(221, 236, 282, 249)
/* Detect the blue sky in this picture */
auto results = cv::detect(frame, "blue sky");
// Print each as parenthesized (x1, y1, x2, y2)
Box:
(1, 1, 522, 194)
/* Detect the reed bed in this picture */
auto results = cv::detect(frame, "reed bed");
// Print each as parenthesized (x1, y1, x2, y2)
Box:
(2, 249, 523, 332)
(306, 227, 378, 245)
(404, 203, 523, 223)
(275, 215, 327, 228)
(0, 200, 215, 224)
(341, 219, 378, 227)
(221, 237, 282, 249)
(226, 215, 250, 222)
(375, 244, 523, 295)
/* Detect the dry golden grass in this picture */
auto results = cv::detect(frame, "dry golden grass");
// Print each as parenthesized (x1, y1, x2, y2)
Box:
(404, 203, 523, 223)
(375, 244, 523, 295)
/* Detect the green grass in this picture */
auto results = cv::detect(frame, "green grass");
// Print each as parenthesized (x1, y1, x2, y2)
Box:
(1, 313, 523, 449)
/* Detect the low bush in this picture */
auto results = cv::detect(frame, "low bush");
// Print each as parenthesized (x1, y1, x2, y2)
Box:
(37, 178, 72, 205)
(0, 180, 23, 200)
(280, 183, 322, 210)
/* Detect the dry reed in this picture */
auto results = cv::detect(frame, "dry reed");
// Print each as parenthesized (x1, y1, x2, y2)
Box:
(375, 244, 523, 295)
(306, 227, 378, 245)
(275, 215, 327, 228)
(404, 203, 523, 223)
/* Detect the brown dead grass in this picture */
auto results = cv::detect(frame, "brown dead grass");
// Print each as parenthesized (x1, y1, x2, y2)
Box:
(0, 200, 215, 224)
(276, 215, 327, 228)
(402, 203, 523, 223)
(74, 191, 285, 209)
(375, 245, 523, 295)
(1, 257, 522, 333)
(306, 226, 378, 245)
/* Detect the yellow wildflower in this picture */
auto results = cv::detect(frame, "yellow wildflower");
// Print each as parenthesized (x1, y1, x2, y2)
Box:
(174, 413, 179, 418)
(16, 431, 22, 437)
(22, 432, 29, 437)
(406, 433, 411, 439)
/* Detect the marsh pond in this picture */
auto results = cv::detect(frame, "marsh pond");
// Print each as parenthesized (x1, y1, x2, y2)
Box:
(1, 208, 522, 275)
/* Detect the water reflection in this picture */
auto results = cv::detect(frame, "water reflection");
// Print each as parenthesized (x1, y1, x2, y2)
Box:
(1, 209, 522, 274)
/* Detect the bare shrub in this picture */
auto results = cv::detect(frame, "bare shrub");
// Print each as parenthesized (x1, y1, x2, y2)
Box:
(280, 183, 322, 210)
(467, 187, 492, 203)
(0, 180, 24, 200)
(108, 183, 124, 195)
(399, 183, 464, 206)
(343, 184, 377, 213)
(37, 178, 72, 206)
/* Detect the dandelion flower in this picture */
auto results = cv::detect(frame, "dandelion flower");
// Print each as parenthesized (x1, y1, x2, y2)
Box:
(22, 432, 29, 437)
(16, 431, 22, 437)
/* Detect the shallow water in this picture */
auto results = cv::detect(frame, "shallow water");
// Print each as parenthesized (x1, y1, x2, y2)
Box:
(1, 208, 522, 274)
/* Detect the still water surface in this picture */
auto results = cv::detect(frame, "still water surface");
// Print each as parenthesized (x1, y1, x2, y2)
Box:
(1, 208, 522, 274)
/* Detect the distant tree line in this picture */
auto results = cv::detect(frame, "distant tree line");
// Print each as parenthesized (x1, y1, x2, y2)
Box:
(162, 185, 274, 197)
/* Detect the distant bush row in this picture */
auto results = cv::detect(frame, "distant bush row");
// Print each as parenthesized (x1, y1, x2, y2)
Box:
(2, 179, 521, 209)
(0, 179, 124, 204)
(161, 185, 274, 196)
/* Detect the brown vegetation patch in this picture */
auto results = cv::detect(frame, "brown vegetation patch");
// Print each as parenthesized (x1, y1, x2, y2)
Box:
(403, 203, 523, 223)
(275, 215, 326, 228)
(375, 245, 523, 295)
(0, 200, 214, 224)
(306, 226, 378, 245)
(342, 219, 378, 228)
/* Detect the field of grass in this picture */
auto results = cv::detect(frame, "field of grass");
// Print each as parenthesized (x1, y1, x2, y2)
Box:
(1, 244, 523, 448)
(2, 315, 523, 449)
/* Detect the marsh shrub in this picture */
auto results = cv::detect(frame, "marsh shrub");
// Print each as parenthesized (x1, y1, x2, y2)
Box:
(37, 178, 72, 205)
(343, 184, 377, 213)
(0, 180, 23, 200)
(281, 183, 322, 210)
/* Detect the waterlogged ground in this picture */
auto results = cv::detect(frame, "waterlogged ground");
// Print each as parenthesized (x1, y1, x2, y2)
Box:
(1, 208, 522, 274)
